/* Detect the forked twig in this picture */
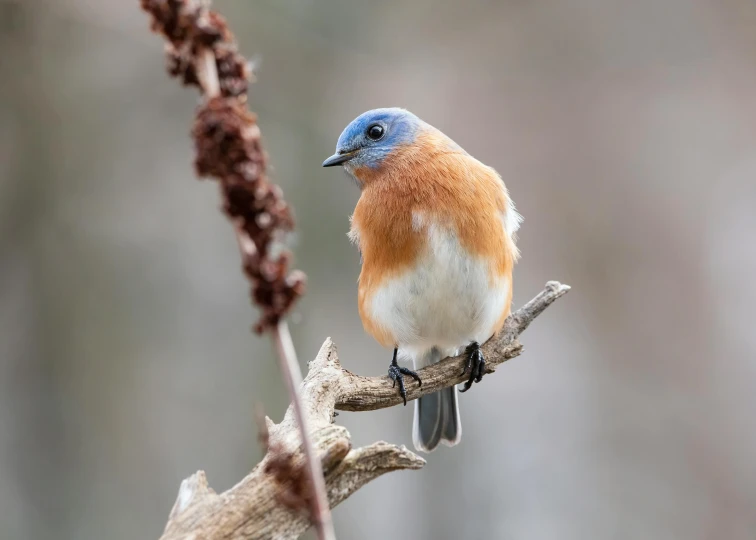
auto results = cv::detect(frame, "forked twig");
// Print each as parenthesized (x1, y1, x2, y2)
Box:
(159, 281, 570, 540)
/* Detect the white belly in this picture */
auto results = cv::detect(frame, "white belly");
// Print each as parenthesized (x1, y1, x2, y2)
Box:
(368, 222, 509, 361)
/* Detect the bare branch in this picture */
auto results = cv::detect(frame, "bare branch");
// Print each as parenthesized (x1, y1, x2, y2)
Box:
(336, 280, 571, 411)
(160, 281, 569, 540)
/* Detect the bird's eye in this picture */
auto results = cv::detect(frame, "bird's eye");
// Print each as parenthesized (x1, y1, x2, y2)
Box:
(366, 124, 385, 141)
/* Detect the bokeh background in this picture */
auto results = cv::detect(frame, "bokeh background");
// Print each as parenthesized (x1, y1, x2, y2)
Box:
(2, 0, 756, 538)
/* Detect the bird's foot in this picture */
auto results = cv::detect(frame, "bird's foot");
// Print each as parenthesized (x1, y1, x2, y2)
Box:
(388, 348, 422, 406)
(460, 341, 485, 393)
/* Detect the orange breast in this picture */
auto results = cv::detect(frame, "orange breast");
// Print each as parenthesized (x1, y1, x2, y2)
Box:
(352, 181, 423, 347)
(352, 129, 518, 347)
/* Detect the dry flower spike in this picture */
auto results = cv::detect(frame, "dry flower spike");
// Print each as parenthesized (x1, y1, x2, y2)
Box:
(141, 0, 305, 333)
(140, 0, 332, 538)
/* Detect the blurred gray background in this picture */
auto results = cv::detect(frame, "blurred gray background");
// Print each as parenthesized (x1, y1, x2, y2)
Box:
(2, 0, 756, 538)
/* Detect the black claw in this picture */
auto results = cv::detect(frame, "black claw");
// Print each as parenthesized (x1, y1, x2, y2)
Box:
(475, 357, 485, 383)
(406, 368, 422, 387)
(459, 342, 486, 393)
(388, 348, 422, 406)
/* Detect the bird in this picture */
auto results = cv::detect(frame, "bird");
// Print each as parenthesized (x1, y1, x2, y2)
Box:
(322, 108, 521, 453)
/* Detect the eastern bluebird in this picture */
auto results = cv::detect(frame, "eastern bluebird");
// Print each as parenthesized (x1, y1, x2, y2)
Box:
(323, 108, 521, 453)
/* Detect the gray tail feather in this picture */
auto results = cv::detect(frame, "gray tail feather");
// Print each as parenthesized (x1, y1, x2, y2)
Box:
(411, 349, 462, 453)
(413, 386, 461, 452)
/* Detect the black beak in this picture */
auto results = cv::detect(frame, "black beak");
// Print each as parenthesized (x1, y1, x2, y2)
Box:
(322, 151, 356, 167)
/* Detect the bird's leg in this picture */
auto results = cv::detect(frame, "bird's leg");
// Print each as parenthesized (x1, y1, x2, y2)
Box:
(387, 347, 422, 406)
(460, 341, 486, 392)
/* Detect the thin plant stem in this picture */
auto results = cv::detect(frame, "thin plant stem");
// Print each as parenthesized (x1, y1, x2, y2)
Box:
(272, 321, 335, 540)
(196, 45, 336, 540)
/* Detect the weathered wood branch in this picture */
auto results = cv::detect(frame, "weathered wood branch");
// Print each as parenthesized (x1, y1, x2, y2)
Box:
(336, 280, 570, 411)
(161, 281, 570, 540)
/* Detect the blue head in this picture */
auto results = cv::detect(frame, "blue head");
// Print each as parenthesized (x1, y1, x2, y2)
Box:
(322, 108, 423, 174)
